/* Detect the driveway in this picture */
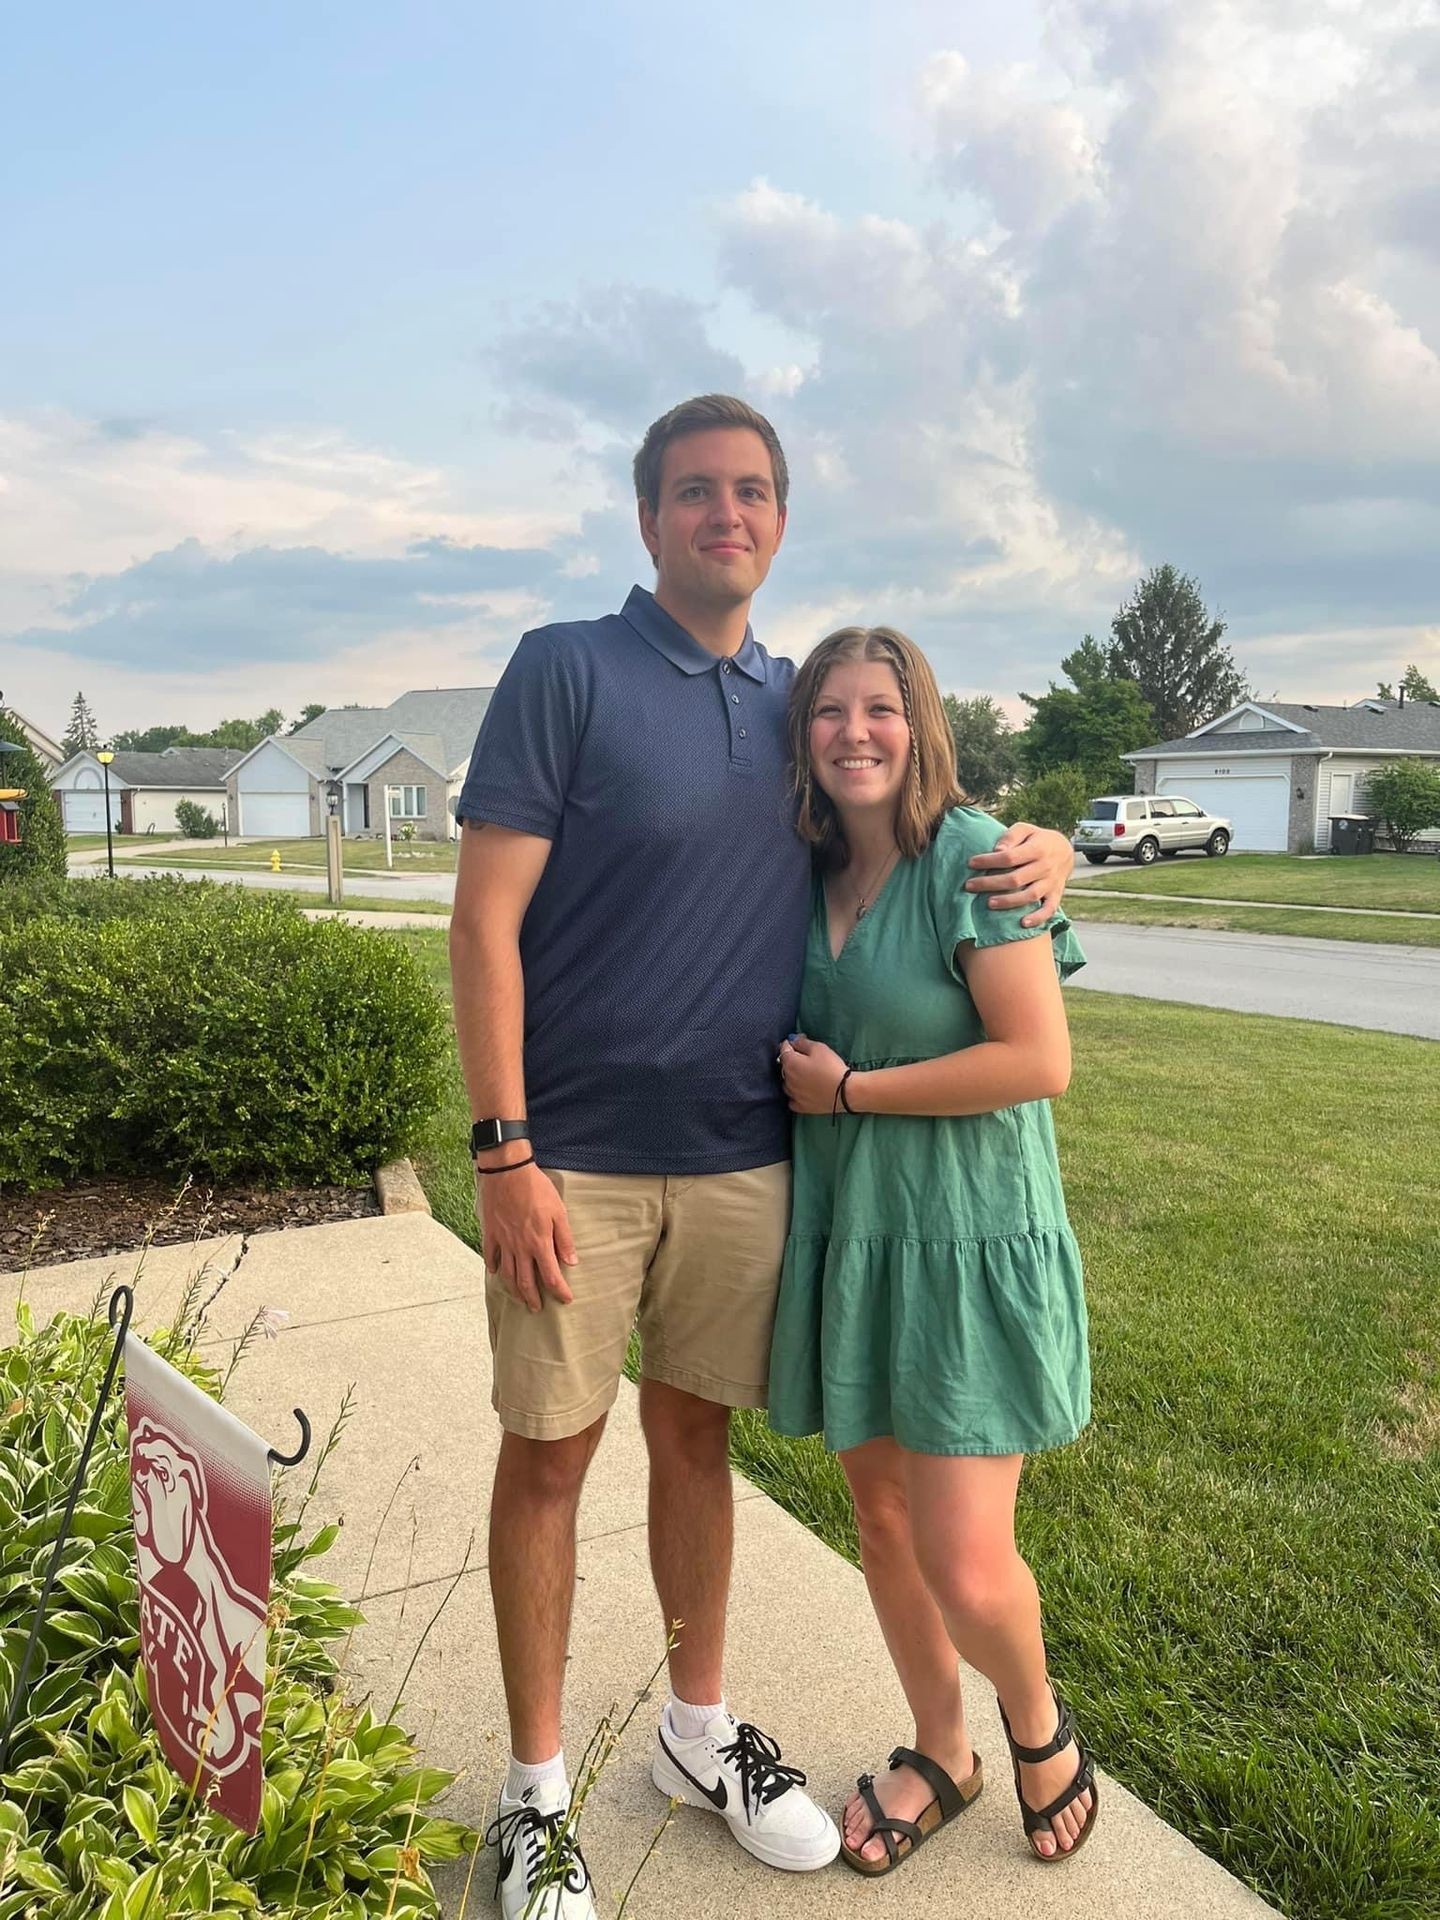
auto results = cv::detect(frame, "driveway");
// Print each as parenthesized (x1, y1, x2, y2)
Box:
(1069, 921, 1440, 1040)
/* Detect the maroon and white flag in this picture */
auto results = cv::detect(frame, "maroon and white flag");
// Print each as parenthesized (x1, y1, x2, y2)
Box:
(124, 1335, 271, 1833)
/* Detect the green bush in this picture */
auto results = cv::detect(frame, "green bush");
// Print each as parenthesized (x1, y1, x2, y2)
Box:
(1364, 760, 1440, 852)
(998, 763, 1093, 837)
(0, 875, 304, 938)
(0, 1295, 476, 1916)
(174, 799, 220, 838)
(0, 888, 449, 1191)
(0, 709, 66, 880)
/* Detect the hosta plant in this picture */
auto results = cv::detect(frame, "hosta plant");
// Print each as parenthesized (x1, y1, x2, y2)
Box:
(0, 1288, 478, 1919)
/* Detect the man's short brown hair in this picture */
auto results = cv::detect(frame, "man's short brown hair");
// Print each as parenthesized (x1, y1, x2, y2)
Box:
(633, 394, 790, 512)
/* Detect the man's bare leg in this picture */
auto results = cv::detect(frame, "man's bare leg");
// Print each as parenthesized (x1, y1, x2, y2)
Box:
(638, 1378, 733, 1702)
(488, 1417, 607, 1762)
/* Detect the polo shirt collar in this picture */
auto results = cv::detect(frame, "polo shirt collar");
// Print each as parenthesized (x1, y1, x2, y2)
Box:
(620, 585, 767, 683)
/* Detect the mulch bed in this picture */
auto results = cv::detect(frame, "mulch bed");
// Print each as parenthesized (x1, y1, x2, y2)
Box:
(2, 1176, 382, 1272)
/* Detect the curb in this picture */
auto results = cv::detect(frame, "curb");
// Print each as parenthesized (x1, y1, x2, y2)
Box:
(374, 1158, 432, 1216)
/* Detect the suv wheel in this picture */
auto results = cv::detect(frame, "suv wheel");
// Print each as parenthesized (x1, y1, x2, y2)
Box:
(1206, 830, 1230, 857)
(1082, 852, 1109, 865)
(1134, 837, 1160, 866)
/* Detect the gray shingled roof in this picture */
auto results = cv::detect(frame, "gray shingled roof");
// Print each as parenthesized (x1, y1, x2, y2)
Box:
(108, 748, 246, 787)
(290, 688, 493, 777)
(1129, 699, 1440, 759)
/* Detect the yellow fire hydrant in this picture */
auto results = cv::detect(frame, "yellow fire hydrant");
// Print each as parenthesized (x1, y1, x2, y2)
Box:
(270, 849, 282, 872)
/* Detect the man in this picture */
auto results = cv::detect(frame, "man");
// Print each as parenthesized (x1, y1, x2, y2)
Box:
(450, 394, 1073, 1917)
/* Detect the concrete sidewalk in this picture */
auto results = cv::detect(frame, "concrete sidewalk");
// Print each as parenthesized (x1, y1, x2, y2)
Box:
(12, 1216, 1277, 1918)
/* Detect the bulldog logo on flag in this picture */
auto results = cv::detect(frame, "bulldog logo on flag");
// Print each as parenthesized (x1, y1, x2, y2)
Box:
(125, 1336, 272, 1833)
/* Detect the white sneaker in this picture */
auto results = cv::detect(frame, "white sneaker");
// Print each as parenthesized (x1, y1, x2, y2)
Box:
(651, 1709, 840, 1872)
(485, 1782, 597, 1919)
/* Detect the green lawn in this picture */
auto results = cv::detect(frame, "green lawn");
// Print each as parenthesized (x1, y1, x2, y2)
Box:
(63, 832, 152, 849)
(115, 836, 458, 873)
(296, 893, 451, 916)
(1083, 851, 1439, 913)
(393, 925, 1440, 1920)
(1070, 893, 1440, 949)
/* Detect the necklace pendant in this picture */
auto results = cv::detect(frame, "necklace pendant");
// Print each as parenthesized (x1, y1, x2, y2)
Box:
(855, 900, 868, 920)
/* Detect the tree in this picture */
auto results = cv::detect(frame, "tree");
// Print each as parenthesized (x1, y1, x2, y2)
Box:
(289, 703, 327, 733)
(0, 707, 67, 877)
(112, 723, 193, 753)
(61, 692, 101, 759)
(1365, 762, 1440, 852)
(942, 694, 1019, 808)
(1018, 638, 1154, 795)
(1401, 664, 1438, 704)
(1107, 565, 1249, 738)
(998, 764, 1092, 837)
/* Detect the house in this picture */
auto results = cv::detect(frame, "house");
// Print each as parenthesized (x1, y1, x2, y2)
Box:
(7, 710, 64, 774)
(50, 748, 244, 835)
(224, 688, 493, 841)
(1125, 696, 1440, 852)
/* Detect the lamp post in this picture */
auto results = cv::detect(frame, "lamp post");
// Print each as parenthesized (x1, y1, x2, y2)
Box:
(96, 750, 116, 878)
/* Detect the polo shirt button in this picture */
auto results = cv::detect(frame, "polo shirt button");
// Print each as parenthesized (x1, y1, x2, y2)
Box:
(722, 662, 731, 673)
(731, 695, 740, 705)
(738, 728, 747, 738)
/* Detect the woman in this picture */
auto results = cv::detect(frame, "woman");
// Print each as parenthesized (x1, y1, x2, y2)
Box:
(769, 626, 1097, 1875)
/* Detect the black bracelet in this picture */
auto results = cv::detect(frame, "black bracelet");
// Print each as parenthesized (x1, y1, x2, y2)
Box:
(476, 1153, 536, 1175)
(831, 1068, 855, 1128)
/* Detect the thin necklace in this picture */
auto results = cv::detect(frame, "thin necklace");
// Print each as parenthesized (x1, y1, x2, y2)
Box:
(850, 844, 900, 920)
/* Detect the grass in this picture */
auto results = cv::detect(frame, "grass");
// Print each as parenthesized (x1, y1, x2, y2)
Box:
(1069, 893, 1440, 949)
(392, 925, 1440, 1920)
(63, 832, 152, 848)
(1081, 851, 1439, 913)
(282, 890, 451, 916)
(116, 835, 458, 873)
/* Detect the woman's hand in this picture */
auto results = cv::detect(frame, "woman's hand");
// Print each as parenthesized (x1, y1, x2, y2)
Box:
(966, 821, 1075, 926)
(779, 1033, 851, 1114)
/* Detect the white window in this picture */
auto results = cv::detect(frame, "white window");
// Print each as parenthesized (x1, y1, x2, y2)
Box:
(388, 785, 427, 818)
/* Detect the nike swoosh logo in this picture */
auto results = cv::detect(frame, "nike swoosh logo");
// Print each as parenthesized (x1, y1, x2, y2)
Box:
(659, 1729, 728, 1811)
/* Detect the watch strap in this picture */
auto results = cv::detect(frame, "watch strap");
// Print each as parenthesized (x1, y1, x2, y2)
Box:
(470, 1117, 530, 1155)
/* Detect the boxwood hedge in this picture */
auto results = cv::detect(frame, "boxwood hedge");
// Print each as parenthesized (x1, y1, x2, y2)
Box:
(0, 882, 449, 1192)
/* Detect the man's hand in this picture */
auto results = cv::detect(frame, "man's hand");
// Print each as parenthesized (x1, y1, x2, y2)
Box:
(779, 1034, 850, 1115)
(966, 821, 1075, 927)
(476, 1162, 578, 1313)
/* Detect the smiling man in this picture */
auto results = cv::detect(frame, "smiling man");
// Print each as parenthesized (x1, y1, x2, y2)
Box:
(449, 394, 1073, 1917)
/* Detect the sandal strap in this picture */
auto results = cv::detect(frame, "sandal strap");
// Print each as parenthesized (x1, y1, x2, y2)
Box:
(887, 1745, 964, 1821)
(1025, 1750, 1096, 1831)
(856, 1772, 927, 1859)
(1001, 1691, 1076, 1765)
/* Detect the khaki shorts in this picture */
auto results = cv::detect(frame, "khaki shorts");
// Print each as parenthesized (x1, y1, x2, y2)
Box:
(483, 1162, 790, 1441)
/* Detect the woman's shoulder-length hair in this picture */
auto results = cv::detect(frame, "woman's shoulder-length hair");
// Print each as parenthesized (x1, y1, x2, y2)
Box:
(788, 625, 966, 866)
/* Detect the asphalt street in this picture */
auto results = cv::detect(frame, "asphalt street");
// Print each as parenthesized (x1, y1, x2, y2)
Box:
(1067, 920, 1440, 1041)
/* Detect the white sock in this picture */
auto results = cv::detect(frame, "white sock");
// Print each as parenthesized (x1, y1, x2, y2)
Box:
(667, 1695, 727, 1741)
(504, 1750, 567, 1803)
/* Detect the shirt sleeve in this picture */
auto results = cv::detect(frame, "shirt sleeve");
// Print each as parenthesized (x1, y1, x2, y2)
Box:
(454, 629, 586, 839)
(928, 808, 1086, 983)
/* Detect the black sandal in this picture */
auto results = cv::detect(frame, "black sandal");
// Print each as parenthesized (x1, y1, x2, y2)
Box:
(838, 1744, 983, 1878)
(998, 1690, 1099, 1863)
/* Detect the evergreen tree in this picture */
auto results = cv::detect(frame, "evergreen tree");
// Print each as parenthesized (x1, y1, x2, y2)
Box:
(1107, 565, 1249, 738)
(0, 708, 67, 877)
(61, 691, 101, 758)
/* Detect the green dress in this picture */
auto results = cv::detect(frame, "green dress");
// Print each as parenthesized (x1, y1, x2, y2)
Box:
(767, 808, 1090, 1457)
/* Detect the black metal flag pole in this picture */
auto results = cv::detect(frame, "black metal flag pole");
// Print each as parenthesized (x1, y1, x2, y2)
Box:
(0, 1283, 134, 1771)
(0, 1287, 313, 1774)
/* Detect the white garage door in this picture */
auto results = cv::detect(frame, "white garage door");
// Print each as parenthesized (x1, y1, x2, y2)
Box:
(238, 792, 310, 838)
(63, 790, 121, 832)
(1159, 774, 1289, 852)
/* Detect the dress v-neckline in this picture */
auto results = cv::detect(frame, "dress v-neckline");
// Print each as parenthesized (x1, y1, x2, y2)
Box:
(820, 860, 903, 965)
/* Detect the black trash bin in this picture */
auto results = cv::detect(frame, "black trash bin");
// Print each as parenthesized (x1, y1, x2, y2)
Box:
(1330, 814, 1376, 855)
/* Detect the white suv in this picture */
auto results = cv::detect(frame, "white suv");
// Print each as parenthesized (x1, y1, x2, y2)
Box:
(1073, 795, 1232, 866)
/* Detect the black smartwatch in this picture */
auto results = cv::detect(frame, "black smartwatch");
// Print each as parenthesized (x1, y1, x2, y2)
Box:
(470, 1118, 530, 1155)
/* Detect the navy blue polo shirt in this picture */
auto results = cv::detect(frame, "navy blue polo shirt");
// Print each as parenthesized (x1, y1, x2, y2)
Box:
(456, 585, 811, 1174)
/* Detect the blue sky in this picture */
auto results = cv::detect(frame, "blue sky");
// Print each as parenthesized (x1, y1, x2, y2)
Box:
(3, 0, 1437, 736)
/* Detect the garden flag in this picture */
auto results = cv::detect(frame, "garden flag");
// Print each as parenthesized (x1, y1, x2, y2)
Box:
(124, 1335, 271, 1833)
